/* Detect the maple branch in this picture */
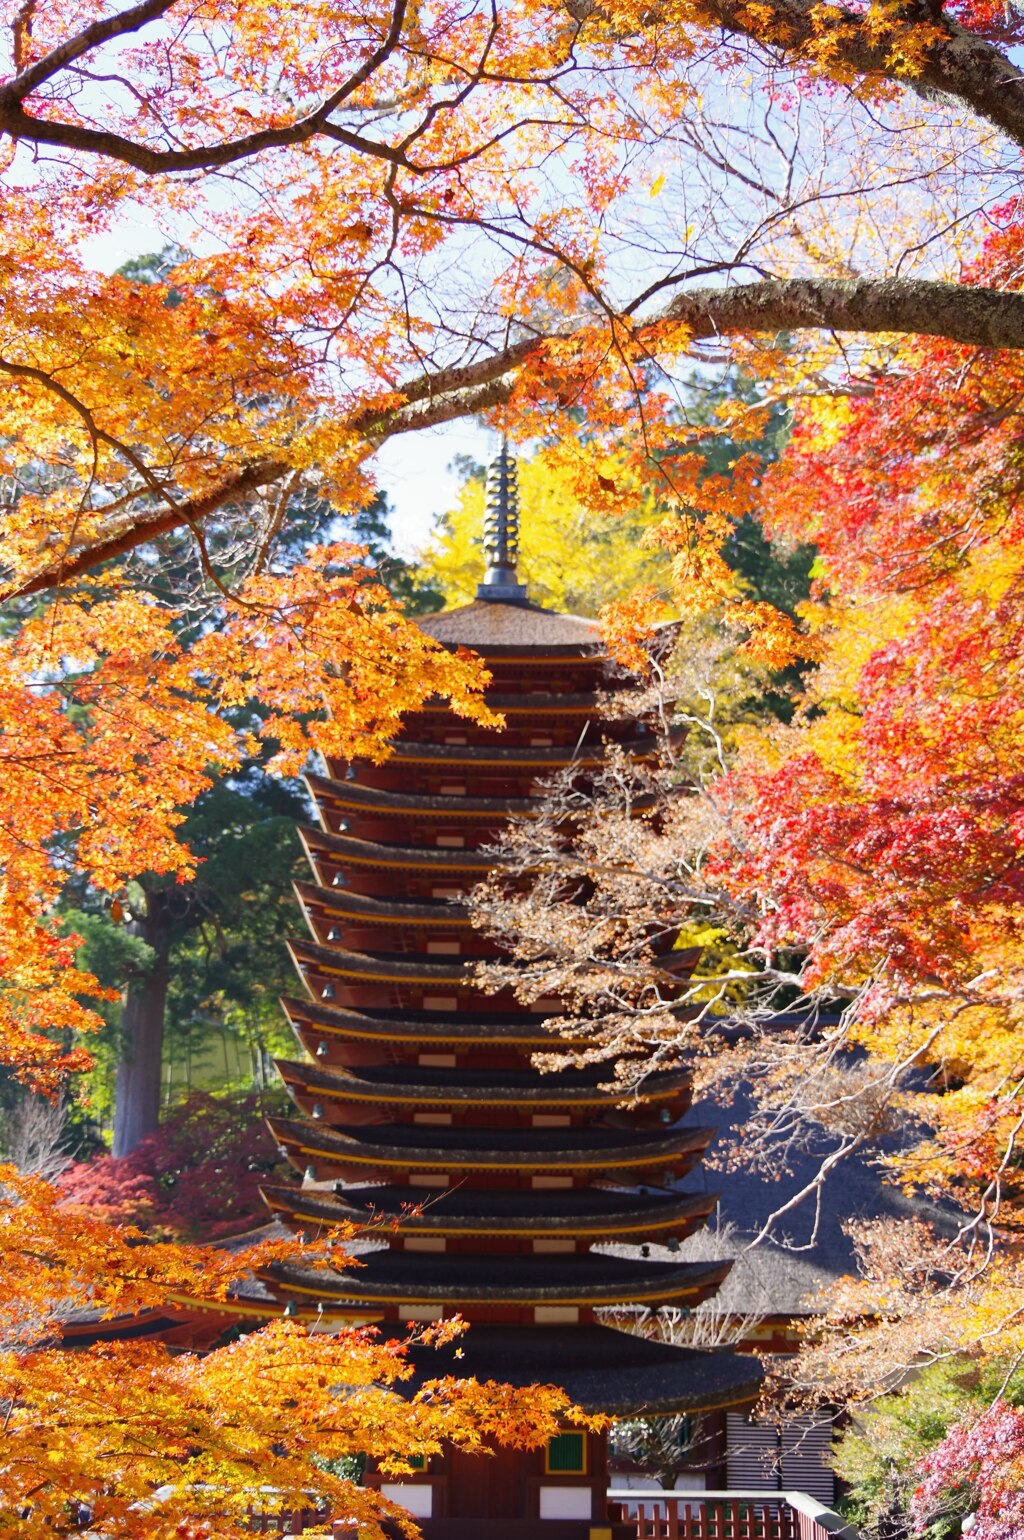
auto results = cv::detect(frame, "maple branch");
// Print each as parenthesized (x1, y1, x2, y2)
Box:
(3, 0, 177, 102)
(9, 460, 287, 597)
(0, 0, 411, 172)
(701, 0, 1024, 153)
(645, 275, 1024, 350)
(567, 0, 1024, 154)
(9, 276, 1024, 598)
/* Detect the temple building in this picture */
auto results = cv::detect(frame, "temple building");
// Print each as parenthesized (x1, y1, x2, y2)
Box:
(260, 448, 762, 1539)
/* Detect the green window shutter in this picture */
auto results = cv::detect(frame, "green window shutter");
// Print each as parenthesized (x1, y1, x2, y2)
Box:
(546, 1433, 586, 1474)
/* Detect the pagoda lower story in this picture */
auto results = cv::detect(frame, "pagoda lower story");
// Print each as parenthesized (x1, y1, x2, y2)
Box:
(261, 454, 761, 1538)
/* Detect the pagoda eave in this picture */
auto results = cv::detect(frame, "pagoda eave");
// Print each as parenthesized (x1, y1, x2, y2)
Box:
(267, 1116, 714, 1183)
(260, 1183, 718, 1243)
(288, 939, 473, 986)
(402, 1324, 762, 1418)
(293, 880, 471, 927)
(376, 729, 677, 769)
(281, 996, 588, 1052)
(261, 1254, 731, 1311)
(307, 772, 540, 819)
(273, 1057, 692, 1113)
(298, 826, 503, 875)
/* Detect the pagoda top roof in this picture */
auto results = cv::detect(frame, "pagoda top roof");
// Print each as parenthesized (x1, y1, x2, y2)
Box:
(420, 598, 604, 654)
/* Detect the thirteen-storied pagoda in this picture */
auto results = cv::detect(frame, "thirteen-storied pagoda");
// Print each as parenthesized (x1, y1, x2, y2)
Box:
(261, 450, 761, 1539)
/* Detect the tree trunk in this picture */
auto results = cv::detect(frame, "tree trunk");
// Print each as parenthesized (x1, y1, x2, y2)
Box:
(111, 905, 171, 1159)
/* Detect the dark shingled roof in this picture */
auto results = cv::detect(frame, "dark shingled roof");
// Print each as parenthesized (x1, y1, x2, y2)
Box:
(280, 995, 587, 1047)
(306, 770, 537, 817)
(289, 939, 472, 982)
(403, 1324, 763, 1416)
(298, 826, 502, 871)
(269, 1114, 714, 1175)
(382, 727, 671, 767)
(620, 1089, 974, 1318)
(261, 1181, 717, 1238)
(293, 880, 471, 924)
(264, 1248, 730, 1307)
(273, 1055, 691, 1106)
(419, 599, 604, 652)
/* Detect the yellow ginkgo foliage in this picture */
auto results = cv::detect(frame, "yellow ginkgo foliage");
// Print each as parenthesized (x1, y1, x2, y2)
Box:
(416, 452, 671, 617)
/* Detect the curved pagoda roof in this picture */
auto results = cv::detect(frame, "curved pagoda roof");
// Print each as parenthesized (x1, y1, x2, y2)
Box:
(263, 1248, 730, 1311)
(418, 599, 604, 653)
(298, 825, 503, 874)
(274, 1055, 692, 1113)
(268, 1114, 714, 1182)
(261, 1180, 717, 1244)
(280, 995, 593, 1050)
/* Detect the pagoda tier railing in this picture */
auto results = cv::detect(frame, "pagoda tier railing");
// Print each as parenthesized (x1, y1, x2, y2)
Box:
(248, 1492, 860, 1539)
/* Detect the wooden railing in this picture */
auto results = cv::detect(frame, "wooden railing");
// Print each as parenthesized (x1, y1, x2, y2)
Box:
(607, 1490, 861, 1540)
(247, 1504, 330, 1534)
(249, 1489, 860, 1538)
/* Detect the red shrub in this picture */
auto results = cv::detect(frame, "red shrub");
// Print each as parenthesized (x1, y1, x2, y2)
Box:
(59, 1091, 285, 1240)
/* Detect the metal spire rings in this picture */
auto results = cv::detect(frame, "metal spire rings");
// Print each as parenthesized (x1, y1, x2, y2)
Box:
(476, 442, 528, 602)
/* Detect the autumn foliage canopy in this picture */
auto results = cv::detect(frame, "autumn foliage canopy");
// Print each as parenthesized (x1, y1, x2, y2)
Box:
(4, 0, 1024, 1525)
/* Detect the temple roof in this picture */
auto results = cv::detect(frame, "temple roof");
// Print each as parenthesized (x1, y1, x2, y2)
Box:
(293, 880, 470, 925)
(290, 939, 698, 988)
(281, 995, 590, 1048)
(261, 1182, 717, 1240)
(402, 1324, 762, 1416)
(298, 826, 502, 872)
(274, 1055, 690, 1109)
(263, 1249, 730, 1309)
(307, 771, 538, 818)
(269, 1115, 713, 1177)
(289, 938, 474, 984)
(380, 728, 670, 768)
(419, 599, 604, 652)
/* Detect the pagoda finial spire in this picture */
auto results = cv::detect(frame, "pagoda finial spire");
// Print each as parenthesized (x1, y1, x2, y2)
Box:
(476, 440, 528, 603)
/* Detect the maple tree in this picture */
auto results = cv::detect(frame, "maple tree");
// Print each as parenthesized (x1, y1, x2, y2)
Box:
(58, 1089, 286, 1238)
(0, 1167, 589, 1540)
(4, 0, 1024, 1519)
(3, 0, 1024, 1075)
(832, 1355, 1024, 1538)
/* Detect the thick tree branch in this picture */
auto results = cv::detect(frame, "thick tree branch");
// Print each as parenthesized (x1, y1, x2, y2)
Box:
(10, 275, 1024, 598)
(655, 275, 1024, 350)
(0, 0, 411, 174)
(10, 460, 287, 598)
(703, 0, 1024, 151)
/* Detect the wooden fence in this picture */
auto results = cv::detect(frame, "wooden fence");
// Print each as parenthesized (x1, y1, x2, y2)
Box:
(607, 1490, 860, 1540)
(247, 1505, 330, 1533)
(249, 1489, 860, 1538)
